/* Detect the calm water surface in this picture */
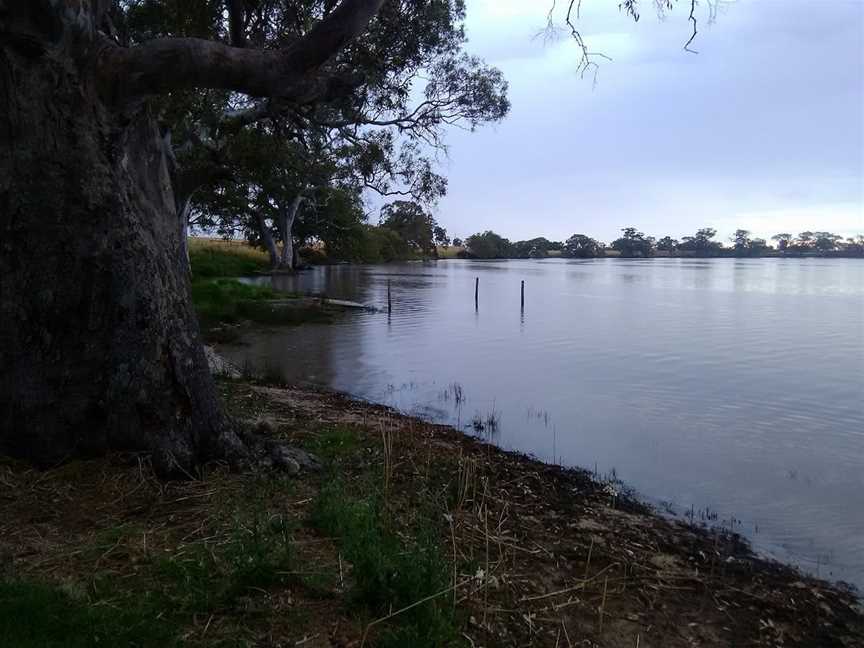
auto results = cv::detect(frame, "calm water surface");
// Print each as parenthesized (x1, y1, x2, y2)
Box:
(223, 258, 864, 588)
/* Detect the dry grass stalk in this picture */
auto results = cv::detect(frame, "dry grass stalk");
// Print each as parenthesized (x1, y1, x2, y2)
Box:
(561, 617, 573, 647)
(483, 477, 490, 629)
(381, 421, 394, 504)
(359, 579, 470, 648)
(449, 521, 458, 610)
(598, 574, 609, 632)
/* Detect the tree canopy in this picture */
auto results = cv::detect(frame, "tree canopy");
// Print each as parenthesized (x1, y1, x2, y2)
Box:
(379, 200, 449, 257)
(129, 1, 509, 269)
(563, 234, 605, 258)
(611, 228, 654, 258)
(464, 231, 513, 259)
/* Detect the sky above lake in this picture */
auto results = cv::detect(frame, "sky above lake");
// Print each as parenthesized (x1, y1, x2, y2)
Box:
(429, 0, 863, 245)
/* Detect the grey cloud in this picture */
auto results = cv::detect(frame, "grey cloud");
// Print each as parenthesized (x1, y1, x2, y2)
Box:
(434, 0, 863, 243)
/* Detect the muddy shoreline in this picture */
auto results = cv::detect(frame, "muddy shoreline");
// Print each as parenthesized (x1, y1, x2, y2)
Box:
(1, 376, 862, 646)
(220, 378, 864, 646)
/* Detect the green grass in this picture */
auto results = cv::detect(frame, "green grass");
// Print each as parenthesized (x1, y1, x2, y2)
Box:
(191, 279, 278, 326)
(310, 480, 458, 647)
(192, 279, 333, 334)
(189, 239, 269, 278)
(152, 513, 294, 614)
(304, 426, 362, 462)
(1, 503, 296, 648)
(0, 579, 177, 647)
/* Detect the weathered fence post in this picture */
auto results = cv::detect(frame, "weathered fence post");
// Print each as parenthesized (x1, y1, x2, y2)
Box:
(474, 277, 479, 310)
(521, 280, 525, 310)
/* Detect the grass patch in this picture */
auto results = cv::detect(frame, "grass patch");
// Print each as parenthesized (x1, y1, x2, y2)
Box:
(0, 579, 177, 647)
(304, 426, 362, 462)
(192, 279, 333, 335)
(1, 501, 297, 647)
(152, 512, 294, 614)
(191, 279, 278, 326)
(310, 480, 458, 647)
(189, 238, 269, 278)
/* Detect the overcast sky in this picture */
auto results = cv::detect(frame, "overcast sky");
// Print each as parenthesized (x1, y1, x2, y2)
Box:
(429, 0, 863, 244)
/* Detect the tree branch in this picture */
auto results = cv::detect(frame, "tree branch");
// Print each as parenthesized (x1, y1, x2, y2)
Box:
(683, 0, 699, 54)
(218, 68, 367, 133)
(99, 0, 385, 100)
(226, 0, 246, 47)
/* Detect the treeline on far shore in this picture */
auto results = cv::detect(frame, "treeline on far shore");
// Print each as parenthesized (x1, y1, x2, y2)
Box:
(193, 213, 864, 272)
(197, 190, 862, 267)
(451, 228, 864, 260)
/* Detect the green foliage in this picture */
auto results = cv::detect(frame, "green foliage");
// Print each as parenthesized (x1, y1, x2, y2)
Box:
(678, 227, 722, 255)
(379, 200, 449, 257)
(563, 234, 605, 258)
(655, 236, 679, 252)
(730, 229, 770, 257)
(776, 231, 850, 255)
(329, 224, 415, 263)
(311, 482, 457, 647)
(0, 579, 176, 647)
(812, 231, 843, 252)
(511, 237, 558, 258)
(463, 230, 512, 259)
(611, 227, 654, 258)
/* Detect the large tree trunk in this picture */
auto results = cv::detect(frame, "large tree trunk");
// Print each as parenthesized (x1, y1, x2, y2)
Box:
(278, 196, 305, 270)
(178, 198, 192, 275)
(280, 235, 295, 270)
(256, 213, 281, 270)
(0, 14, 245, 476)
(293, 243, 302, 270)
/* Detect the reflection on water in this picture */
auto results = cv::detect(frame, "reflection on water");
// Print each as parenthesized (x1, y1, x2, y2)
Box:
(224, 258, 864, 588)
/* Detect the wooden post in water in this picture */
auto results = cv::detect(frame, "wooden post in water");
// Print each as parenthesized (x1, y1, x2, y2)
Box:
(387, 279, 392, 314)
(474, 277, 479, 310)
(520, 280, 525, 310)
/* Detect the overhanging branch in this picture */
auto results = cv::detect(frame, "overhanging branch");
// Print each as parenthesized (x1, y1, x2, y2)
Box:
(99, 0, 385, 100)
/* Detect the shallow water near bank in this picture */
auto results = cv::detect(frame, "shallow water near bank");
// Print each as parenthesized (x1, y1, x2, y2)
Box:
(222, 257, 864, 588)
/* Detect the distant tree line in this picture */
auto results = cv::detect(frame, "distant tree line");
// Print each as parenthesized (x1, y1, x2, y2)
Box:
(240, 215, 863, 265)
(452, 228, 864, 260)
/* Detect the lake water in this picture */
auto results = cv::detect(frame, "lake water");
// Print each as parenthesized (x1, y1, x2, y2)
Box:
(222, 258, 864, 588)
